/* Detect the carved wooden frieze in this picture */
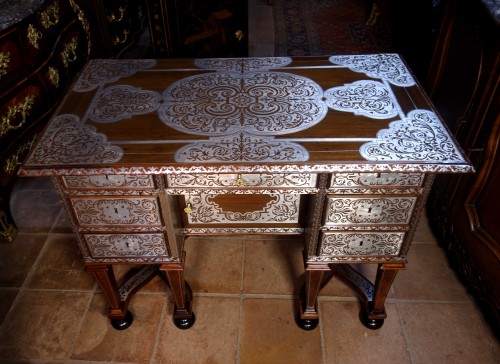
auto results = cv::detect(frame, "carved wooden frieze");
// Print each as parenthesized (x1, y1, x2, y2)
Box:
(324, 197, 417, 225)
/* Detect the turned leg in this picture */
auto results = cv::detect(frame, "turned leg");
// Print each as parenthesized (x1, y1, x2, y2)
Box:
(296, 264, 329, 331)
(160, 262, 195, 329)
(85, 264, 133, 330)
(361, 262, 406, 330)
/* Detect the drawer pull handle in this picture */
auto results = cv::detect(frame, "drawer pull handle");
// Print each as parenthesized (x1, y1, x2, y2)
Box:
(235, 174, 245, 187)
(184, 195, 193, 214)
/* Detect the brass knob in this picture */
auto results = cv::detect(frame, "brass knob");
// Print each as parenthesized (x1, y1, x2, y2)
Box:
(236, 174, 245, 187)
(235, 30, 244, 42)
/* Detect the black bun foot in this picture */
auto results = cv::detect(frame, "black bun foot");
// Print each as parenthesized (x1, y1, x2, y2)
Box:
(110, 310, 134, 330)
(360, 312, 384, 330)
(174, 312, 196, 330)
(295, 312, 319, 331)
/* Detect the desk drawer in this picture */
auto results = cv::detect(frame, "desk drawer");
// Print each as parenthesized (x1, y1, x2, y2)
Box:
(62, 175, 155, 189)
(329, 173, 424, 188)
(70, 197, 162, 227)
(166, 173, 317, 189)
(319, 232, 405, 257)
(324, 196, 417, 226)
(83, 233, 171, 262)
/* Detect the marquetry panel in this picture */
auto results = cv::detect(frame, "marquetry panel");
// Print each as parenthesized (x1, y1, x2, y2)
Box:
(83, 233, 171, 261)
(69, 197, 162, 226)
(329, 173, 424, 188)
(324, 196, 417, 226)
(319, 231, 405, 256)
(62, 175, 155, 189)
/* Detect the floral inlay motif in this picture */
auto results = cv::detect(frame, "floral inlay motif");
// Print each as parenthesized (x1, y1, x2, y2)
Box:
(360, 109, 467, 163)
(194, 57, 292, 73)
(73, 59, 156, 92)
(321, 232, 404, 256)
(89, 85, 161, 122)
(25, 114, 123, 165)
(329, 54, 415, 87)
(159, 71, 327, 136)
(175, 132, 309, 163)
(324, 80, 398, 119)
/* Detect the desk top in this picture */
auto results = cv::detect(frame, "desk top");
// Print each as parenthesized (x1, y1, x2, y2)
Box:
(20, 55, 472, 176)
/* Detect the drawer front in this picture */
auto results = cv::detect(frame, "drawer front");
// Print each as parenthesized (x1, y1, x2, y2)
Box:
(62, 175, 155, 189)
(320, 232, 405, 256)
(330, 173, 424, 188)
(167, 173, 317, 189)
(324, 196, 417, 226)
(70, 197, 161, 226)
(83, 233, 170, 261)
(183, 192, 301, 225)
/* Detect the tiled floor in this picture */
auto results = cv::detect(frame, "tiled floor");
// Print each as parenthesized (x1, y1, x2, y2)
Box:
(1, 1, 499, 363)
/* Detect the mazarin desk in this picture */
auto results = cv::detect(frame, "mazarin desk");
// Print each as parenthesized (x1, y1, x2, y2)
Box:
(19, 56, 472, 331)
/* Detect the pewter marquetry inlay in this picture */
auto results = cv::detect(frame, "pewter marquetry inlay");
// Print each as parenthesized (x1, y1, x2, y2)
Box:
(73, 59, 156, 92)
(320, 232, 405, 256)
(360, 109, 466, 163)
(185, 193, 300, 224)
(329, 54, 416, 87)
(324, 197, 416, 225)
(25, 114, 123, 165)
(62, 175, 155, 189)
(330, 173, 424, 187)
(324, 80, 398, 119)
(194, 57, 292, 72)
(89, 85, 161, 123)
(85, 234, 169, 258)
(166, 173, 317, 188)
(159, 71, 327, 135)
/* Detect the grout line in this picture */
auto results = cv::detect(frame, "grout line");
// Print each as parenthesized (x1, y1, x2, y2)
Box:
(149, 294, 169, 364)
(318, 297, 328, 364)
(395, 302, 417, 364)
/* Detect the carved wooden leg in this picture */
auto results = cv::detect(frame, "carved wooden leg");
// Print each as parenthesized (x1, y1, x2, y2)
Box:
(160, 262, 195, 329)
(85, 264, 133, 330)
(361, 262, 406, 329)
(296, 264, 329, 330)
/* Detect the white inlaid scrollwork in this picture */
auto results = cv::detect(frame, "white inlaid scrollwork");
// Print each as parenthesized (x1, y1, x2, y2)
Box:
(159, 71, 327, 136)
(89, 85, 161, 122)
(320, 232, 405, 256)
(62, 175, 155, 189)
(175, 132, 309, 163)
(24, 114, 123, 165)
(85, 234, 168, 258)
(330, 173, 424, 187)
(324, 197, 416, 225)
(329, 54, 415, 87)
(185, 193, 300, 224)
(73, 59, 157, 92)
(324, 80, 398, 119)
(71, 197, 161, 226)
(194, 57, 292, 73)
(166, 173, 317, 188)
(360, 109, 468, 164)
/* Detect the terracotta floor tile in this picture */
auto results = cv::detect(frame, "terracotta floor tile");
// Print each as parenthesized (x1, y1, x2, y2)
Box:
(321, 301, 411, 364)
(71, 292, 165, 362)
(240, 298, 322, 364)
(243, 236, 304, 295)
(0, 233, 46, 287)
(0, 290, 91, 361)
(155, 296, 240, 364)
(413, 211, 438, 243)
(26, 233, 95, 290)
(393, 242, 471, 301)
(0, 288, 18, 323)
(320, 263, 380, 298)
(184, 236, 245, 293)
(399, 302, 499, 364)
(10, 189, 62, 234)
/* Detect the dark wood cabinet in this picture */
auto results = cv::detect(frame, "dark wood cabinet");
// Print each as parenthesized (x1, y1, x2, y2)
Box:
(0, 0, 90, 242)
(425, 0, 500, 331)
